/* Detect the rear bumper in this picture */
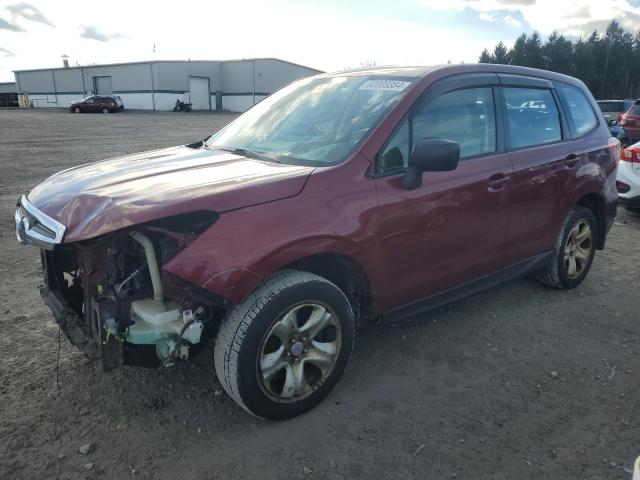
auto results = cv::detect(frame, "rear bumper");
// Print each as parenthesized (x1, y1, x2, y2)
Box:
(617, 161, 640, 201)
(619, 195, 640, 208)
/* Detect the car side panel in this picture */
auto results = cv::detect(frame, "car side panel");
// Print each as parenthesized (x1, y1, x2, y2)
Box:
(507, 135, 617, 263)
(373, 153, 512, 311)
(505, 141, 578, 265)
(162, 153, 384, 310)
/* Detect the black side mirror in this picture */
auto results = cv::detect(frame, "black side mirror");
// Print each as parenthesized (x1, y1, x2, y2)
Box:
(403, 139, 460, 190)
(608, 119, 618, 127)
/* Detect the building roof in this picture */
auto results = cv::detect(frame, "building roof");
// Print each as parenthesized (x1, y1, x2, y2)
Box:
(13, 57, 323, 74)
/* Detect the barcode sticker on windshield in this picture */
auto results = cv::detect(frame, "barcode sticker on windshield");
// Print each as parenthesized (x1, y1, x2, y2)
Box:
(359, 80, 412, 91)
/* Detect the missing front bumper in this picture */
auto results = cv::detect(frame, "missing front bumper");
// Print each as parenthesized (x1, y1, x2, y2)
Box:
(40, 285, 99, 359)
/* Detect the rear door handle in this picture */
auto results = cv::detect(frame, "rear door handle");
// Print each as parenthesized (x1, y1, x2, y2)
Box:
(564, 154, 579, 168)
(488, 173, 510, 192)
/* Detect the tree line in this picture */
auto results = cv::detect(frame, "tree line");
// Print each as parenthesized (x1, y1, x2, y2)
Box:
(479, 20, 640, 100)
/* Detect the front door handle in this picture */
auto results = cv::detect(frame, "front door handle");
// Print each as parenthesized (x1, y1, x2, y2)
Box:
(488, 173, 510, 192)
(564, 154, 579, 168)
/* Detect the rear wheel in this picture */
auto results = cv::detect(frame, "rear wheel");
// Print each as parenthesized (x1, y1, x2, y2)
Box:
(214, 270, 354, 419)
(101, 107, 109, 113)
(536, 206, 597, 289)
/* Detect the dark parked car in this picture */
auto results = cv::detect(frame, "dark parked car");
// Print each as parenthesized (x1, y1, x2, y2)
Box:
(69, 95, 123, 113)
(16, 64, 618, 419)
(597, 99, 636, 123)
(609, 122, 631, 148)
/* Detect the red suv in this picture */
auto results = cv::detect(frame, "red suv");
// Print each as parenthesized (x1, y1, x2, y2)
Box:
(15, 64, 618, 419)
(620, 100, 640, 143)
(69, 95, 124, 113)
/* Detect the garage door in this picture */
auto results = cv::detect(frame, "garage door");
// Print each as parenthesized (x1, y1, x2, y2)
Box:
(189, 77, 210, 110)
(94, 76, 113, 95)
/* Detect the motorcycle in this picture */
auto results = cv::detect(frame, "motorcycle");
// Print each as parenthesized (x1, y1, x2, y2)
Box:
(173, 99, 192, 112)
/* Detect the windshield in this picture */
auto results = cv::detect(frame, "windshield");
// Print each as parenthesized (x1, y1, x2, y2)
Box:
(205, 75, 415, 165)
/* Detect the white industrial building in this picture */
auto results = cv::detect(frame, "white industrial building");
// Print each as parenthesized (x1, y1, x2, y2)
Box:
(13, 58, 322, 112)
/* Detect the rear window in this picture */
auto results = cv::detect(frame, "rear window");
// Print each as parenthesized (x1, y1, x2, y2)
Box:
(598, 101, 624, 113)
(504, 87, 562, 149)
(558, 84, 598, 136)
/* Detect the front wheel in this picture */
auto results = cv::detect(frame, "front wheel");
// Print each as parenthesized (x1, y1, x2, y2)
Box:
(214, 270, 354, 419)
(74, 107, 80, 113)
(185, 106, 192, 112)
(101, 107, 109, 113)
(536, 206, 597, 289)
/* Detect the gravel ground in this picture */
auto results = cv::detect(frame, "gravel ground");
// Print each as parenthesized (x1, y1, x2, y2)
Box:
(0, 109, 639, 480)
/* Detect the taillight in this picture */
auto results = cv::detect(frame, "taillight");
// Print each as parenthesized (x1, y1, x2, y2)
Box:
(617, 180, 631, 193)
(621, 148, 640, 163)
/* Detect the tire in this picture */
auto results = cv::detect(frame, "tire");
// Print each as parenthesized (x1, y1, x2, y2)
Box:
(186, 106, 192, 112)
(74, 107, 80, 113)
(536, 206, 597, 289)
(101, 107, 109, 113)
(172, 106, 178, 112)
(214, 270, 355, 419)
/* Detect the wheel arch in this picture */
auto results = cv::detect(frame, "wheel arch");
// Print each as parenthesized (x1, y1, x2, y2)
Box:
(197, 234, 379, 321)
(282, 252, 374, 325)
(575, 192, 606, 249)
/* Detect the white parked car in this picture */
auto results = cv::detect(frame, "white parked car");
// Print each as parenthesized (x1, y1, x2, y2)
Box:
(617, 141, 640, 209)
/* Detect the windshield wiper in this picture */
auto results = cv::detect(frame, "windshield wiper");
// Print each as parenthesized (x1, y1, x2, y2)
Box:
(216, 147, 281, 163)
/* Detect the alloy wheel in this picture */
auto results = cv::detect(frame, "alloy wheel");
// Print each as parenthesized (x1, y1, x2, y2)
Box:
(257, 302, 341, 402)
(563, 220, 593, 279)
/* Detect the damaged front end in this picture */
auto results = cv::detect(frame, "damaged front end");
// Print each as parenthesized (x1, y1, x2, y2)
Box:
(20, 199, 228, 370)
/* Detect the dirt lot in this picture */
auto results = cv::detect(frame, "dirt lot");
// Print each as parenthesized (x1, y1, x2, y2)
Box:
(1, 109, 639, 480)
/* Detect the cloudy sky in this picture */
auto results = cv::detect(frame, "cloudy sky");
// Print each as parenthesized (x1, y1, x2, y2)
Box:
(0, 0, 638, 82)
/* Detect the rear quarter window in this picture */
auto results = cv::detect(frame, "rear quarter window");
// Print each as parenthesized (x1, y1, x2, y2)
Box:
(629, 104, 640, 115)
(558, 84, 598, 136)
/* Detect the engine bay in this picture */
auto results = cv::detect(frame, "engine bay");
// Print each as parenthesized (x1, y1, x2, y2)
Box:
(42, 214, 227, 370)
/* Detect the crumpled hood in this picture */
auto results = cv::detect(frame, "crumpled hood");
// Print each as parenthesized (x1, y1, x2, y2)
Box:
(27, 145, 314, 242)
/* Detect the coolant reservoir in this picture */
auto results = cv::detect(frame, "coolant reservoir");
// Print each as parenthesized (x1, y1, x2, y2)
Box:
(126, 299, 202, 361)
(131, 298, 180, 325)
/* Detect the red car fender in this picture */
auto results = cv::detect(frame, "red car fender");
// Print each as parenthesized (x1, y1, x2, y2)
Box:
(195, 235, 373, 304)
(554, 142, 618, 246)
(162, 154, 381, 306)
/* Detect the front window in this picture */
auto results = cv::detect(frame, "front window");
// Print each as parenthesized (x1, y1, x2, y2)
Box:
(379, 87, 496, 174)
(205, 76, 415, 165)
